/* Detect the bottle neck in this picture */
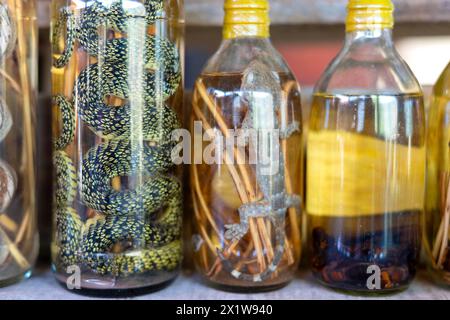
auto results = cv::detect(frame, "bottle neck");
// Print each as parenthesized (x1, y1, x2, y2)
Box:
(223, 0, 270, 40)
(344, 28, 394, 47)
(221, 36, 272, 48)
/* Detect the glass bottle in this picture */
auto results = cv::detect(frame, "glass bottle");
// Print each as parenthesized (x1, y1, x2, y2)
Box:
(50, 0, 184, 294)
(0, 0, 38, 287)
(307, 0, 425, 294)
(191, 0, 303, 292)
(425, 62, 450, 287)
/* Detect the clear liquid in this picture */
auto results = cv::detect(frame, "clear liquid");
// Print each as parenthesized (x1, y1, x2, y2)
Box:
(307, 93, 425, 293)
(50, 0, 184, 292)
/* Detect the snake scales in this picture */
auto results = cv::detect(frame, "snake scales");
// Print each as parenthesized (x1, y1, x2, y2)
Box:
(52, 0, 182, 277)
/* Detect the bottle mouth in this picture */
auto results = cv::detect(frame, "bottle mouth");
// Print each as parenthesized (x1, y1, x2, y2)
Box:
(223, 0, 270, 39)
(346, 0, 394, 32)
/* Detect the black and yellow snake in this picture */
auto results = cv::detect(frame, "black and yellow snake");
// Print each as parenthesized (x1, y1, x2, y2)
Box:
(52, 0, 182, 277)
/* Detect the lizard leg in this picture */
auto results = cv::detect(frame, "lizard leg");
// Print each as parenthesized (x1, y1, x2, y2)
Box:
(224, 201, 271, 242)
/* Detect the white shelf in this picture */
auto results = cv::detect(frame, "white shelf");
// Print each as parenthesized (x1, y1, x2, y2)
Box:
(0, 267, 449, 300)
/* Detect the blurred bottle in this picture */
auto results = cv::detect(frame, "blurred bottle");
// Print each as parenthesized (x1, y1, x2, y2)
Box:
(425, 62, 450, 287)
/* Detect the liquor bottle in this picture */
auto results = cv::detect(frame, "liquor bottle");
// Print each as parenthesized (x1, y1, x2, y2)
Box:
(191, 0, 303, 291)
(307, 0, 425, 293)
(425, 62, 450, 287)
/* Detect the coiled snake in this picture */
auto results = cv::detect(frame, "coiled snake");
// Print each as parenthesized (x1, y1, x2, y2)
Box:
(52, 0, 182, 277)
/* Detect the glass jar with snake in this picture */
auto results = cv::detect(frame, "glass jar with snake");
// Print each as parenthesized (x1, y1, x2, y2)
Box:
(191, 0, 303, 292)
(50, 0, 184, 295)
(0, 0, 38, 287)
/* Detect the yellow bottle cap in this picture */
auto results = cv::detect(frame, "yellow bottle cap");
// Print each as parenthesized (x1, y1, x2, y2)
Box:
(223, 0, 270, 39)
(346, 0, 394, 32)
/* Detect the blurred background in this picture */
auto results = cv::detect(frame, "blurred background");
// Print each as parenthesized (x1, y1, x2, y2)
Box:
(36, 0, 450, 262)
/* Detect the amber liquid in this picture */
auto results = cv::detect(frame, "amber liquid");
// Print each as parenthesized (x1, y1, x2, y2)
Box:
(192, 72, 303, 290)
(307, 93, 425, 293)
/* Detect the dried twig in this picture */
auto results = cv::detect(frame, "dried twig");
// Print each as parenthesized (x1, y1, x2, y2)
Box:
(192, 76, 300, 280)
(432, 171, 450, 271)
(0, 225, 29, 269)
(192, 90, 254, 276)
(0, 69, 21, 93)
(193, 83, 268, 270)
(438, 176, 450, 267)
(0, 214, 17, 233)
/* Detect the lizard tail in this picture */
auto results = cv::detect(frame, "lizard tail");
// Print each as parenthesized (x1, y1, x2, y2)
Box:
(217, 230, 285, 283)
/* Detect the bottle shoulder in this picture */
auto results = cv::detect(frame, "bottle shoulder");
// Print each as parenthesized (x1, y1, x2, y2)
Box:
(315, 39, 422, 96)
(194, 38, 302, 123)
(201, 38, 293, 76)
